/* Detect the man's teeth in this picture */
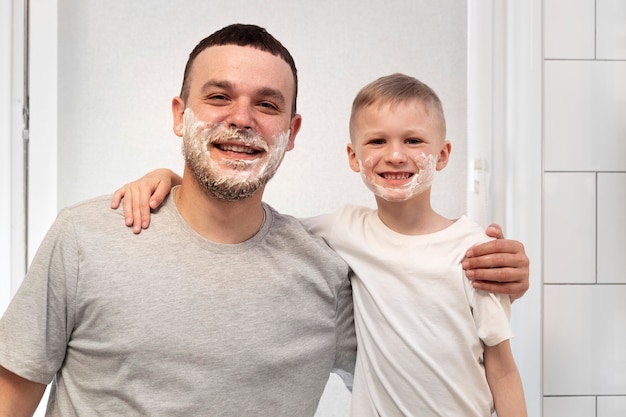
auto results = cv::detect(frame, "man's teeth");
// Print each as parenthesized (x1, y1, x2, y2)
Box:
(219, 144, 258, 154)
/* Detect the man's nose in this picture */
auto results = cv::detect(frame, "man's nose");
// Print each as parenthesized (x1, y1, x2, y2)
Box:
(227, 100, 253, 130)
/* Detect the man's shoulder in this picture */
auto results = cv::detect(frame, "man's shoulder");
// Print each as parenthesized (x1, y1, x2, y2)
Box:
(54, 195, 126, 226)
(63, 194, 118, 212)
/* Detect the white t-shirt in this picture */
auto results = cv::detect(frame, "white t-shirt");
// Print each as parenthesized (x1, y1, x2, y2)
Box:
(304, 205, 513, 417)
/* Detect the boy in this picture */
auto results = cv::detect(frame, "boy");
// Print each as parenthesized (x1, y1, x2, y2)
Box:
(305, 73, 527, 416)
(112, 73, 528, 416)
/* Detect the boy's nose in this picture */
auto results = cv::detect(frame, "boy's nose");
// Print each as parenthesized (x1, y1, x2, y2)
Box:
(387, 149, 407, 164)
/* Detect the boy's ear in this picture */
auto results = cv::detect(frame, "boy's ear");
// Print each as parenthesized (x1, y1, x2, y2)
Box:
(436, 140, 452, 171)
(347, 143, 361, 173)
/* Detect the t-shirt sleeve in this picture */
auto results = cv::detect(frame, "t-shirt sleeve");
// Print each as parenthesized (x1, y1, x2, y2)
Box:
(0, 208, 78, 384)
(299, 213, 336, 240)
(302, 212, 356, 387)
(332, 270, 356, 389)
(468, 282, 514, 347)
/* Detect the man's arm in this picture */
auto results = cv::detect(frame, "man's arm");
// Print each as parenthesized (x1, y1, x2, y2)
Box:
(0, 366, 46, 417)
(463, 224, 530, 301)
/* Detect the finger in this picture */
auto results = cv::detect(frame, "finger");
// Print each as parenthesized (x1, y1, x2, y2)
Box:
(465, 265, 527, 282)
(139, 186, 154, 230)
(463, 252, 528, 273)
(110, 188, 125, 209)
(466, 238, 525, 258)
(470, 279, 528, 300)
(485, 223, 504, 239)
(119, 186, 135, 228)
(131, 184, 145, 234)
(149, 181, 172, 209)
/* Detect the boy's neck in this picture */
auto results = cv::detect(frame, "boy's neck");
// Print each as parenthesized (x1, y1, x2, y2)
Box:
(375, 193, 453, 236)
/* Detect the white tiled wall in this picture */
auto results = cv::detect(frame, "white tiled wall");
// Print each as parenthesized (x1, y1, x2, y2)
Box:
(543, 0, 626, 415)
(544, 172, 596, 284)
(544, 0, 595, 59)
(544, 396, 596, 417)
(596, 0, 626, 59)
(598, 173, 626, 284)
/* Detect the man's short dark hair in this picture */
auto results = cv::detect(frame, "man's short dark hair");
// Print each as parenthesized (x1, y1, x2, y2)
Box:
(180, 24, 298, 115)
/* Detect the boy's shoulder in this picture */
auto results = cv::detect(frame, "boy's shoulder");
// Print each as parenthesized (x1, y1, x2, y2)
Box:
(450, 215, 493, 246)
(299, 204, 376, 233)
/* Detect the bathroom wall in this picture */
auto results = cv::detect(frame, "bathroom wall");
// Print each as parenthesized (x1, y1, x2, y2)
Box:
(543, 0, 626, 415)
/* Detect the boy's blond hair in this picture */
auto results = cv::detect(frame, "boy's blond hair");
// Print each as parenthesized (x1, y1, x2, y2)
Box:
(349, 73, 446, 140)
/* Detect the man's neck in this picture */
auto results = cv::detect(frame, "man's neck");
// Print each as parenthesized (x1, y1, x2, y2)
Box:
(375, 192, 453, 236)
(174, 169, 266, 244)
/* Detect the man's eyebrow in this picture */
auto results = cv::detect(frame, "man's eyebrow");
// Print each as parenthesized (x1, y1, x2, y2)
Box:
(257, 87, 286, 105)
(199, 81, 286, 107)
(200, 80, 233, 94)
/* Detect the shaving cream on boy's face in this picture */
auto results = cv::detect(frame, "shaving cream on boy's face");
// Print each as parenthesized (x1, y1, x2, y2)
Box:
(181, 108, 290, 201)
(358, 152, 437, 202)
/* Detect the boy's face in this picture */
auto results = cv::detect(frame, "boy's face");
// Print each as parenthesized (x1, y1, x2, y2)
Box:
(347, 99, 450, 202)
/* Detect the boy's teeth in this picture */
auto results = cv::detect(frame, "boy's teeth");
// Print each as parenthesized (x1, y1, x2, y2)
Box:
(384, 173, 410, 180)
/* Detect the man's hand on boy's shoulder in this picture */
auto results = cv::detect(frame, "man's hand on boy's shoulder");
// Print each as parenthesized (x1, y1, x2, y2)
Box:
(462, 224, 530, 301)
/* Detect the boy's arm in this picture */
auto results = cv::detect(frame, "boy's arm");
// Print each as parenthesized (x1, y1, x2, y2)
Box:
(0, 366, 46, 416)
(484, 340, 527, 417)
(110, 168, 182, 234)
(463, 224, 530, 301)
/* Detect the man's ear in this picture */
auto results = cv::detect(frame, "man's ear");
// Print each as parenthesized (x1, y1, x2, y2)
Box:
(285, 114, 302, 152)
(347, 143, 361, 173)
(172, 97, 185, 137)
(436, 140, 452, 171)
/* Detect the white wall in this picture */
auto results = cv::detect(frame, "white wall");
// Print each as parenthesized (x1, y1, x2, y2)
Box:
(1, 0, 28, 311)
(0, 0, 15, 314)
(542, 0, 626, 416)
(56, 0, 468, 221)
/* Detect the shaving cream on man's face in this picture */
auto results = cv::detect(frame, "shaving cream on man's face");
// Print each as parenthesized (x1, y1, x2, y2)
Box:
(358, 152, 437, 202)
(181, 108, 290, 200)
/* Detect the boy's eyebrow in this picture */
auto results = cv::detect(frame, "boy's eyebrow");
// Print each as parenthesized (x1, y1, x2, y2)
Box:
(200, 80, 286, 106)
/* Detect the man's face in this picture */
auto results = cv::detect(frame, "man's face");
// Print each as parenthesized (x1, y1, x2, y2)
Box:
(172, 45, 302, 200)
(347, 99, 449, 202)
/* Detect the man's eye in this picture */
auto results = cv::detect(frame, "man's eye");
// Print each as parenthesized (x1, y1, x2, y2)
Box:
(259, 102, 278, 111)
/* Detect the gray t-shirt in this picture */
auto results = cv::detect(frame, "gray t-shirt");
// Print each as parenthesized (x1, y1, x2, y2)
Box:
(0, 192, 355, 416)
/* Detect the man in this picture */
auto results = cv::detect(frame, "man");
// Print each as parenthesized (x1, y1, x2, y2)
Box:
(0, 24, 528, 416)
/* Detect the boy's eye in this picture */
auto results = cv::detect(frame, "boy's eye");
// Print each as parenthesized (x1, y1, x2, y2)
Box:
(368, 139, 385, 145)
(406, 138, 423, 144)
